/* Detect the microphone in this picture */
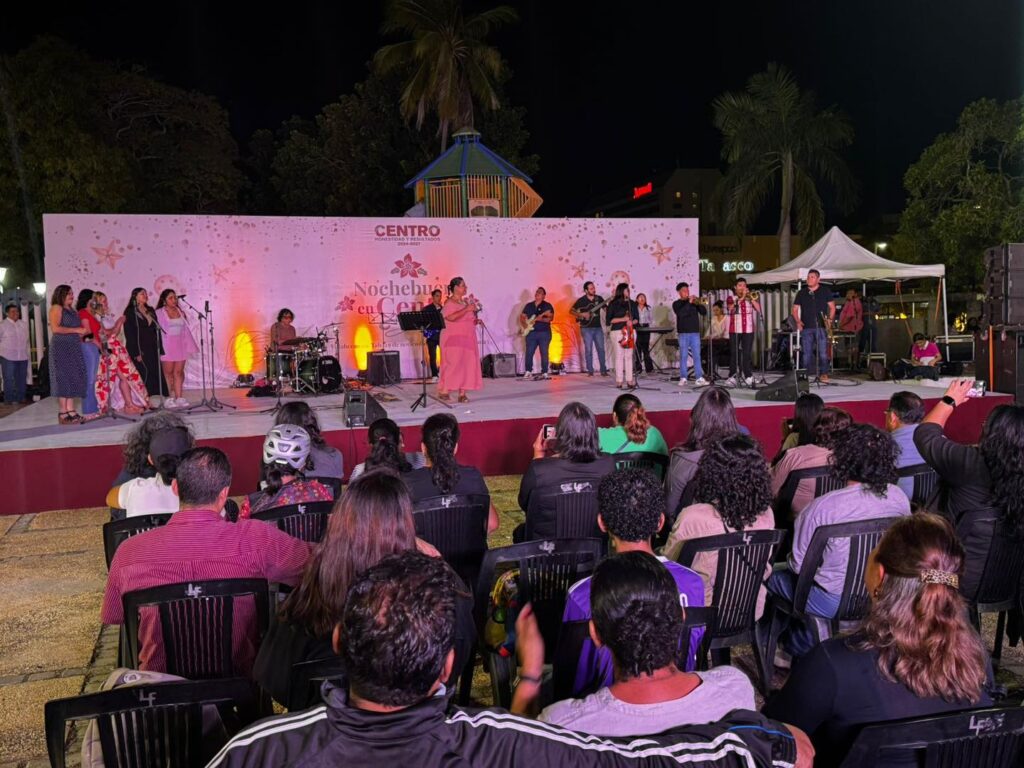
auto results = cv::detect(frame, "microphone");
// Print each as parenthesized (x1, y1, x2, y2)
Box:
(177, 294, 187, 300)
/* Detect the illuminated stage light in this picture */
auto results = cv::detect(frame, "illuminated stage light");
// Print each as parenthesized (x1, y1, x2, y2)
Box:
(354, 324, 374, 370)
(550, 325, 565, 366)
(233, 331, 255, 375)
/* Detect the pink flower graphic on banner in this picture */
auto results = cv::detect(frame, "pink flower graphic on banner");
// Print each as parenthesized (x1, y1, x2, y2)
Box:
(212, 265, 230, 283)
(650, 240, 673, 265)
(391, 253, 427, 278)
(570, 261, 587, 279)
(92, 240, 124, 269)
(336, 295, 355, 312)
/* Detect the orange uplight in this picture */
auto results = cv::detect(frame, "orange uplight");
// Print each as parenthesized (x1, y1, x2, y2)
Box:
(550, 325, 565, 365)
(354, 324, 374, 370)
(233, 330, 255, 375)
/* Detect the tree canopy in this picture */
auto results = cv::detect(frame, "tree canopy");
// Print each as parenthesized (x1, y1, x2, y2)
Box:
(895, 96, 1024, 289)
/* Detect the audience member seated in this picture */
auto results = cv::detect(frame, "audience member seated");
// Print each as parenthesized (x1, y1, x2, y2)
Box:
(664, 386, 745, 518)
(348, 417, 426, 481)
(254, 470, 446, 705)
(770, 406, 853, 518)
(764, 513, 993, 767)
(771, 392, 824, 465)
(915, 380, 1024, 597)
(892, 333, 941, 380)
(663, 435, 776, 617)
(541, 551, 753, 735)
(273, 401, 343, 479)
(209, 551, 809, 767)
(105, 426, 193, 517)
(402, 413, 499, 533)
(564, 468, 704, 695)
(101, 447, 310, 675)
(517, 401, 616, 540)
(884, 391, 925, 499)
(597, 393, 669, 456)
(240, 425, 333, 518)
(765, 424, 910, 658)
(109, 412, 192, 516)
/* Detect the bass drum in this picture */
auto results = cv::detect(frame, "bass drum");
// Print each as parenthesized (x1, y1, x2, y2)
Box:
(298, 355, 343, 393)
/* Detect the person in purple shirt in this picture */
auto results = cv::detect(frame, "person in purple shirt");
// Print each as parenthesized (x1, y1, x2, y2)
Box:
(885, 391, 926, 498)
(563, 468, 704, 695)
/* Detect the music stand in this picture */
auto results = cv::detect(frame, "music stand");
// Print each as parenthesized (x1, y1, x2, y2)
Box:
(398, 310, 451, 412)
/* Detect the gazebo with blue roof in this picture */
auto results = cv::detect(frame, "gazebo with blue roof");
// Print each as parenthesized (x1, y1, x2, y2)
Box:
(404, 128, 542, 218)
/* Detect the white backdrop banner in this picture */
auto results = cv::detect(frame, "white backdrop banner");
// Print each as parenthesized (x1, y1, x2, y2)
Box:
(42, 215, 698, 385)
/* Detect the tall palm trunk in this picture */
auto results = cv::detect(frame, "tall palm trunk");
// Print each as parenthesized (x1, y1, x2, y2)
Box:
(777, 151, 794, 264)
(0, 58, 42, 279)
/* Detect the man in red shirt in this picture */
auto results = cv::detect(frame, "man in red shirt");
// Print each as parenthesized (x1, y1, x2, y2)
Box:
(101, 447, 311, 674)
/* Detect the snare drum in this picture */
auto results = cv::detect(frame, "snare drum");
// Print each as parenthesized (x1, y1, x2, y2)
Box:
(265, 348, 295, 380)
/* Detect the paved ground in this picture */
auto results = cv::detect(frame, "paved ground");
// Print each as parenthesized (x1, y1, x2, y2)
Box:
(2, 475, 1022, 766)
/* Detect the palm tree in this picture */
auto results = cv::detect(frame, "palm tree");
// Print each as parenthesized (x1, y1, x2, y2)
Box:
(374, 0, 518, 151)
(713, 63, 857, 263)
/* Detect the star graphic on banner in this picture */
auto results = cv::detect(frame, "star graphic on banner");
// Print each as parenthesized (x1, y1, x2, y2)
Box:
(336, 296, 355, 312)
(570, 261, 586, 279)
(650, 240, 673, 265)
(91, 240, 123, 269)
(212, 265, 230, 283)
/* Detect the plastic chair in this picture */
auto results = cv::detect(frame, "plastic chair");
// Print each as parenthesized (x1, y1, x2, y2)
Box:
(774, 465, 844, 521)
(103, 514, 173, 569)
(413, 493, 490, 588)
(961, 517, 1024, 664)
(612, 451, 670, 481)
(759, 517, 900, 690)
(525, 481, 602, 540)
(675, 529, 785, 694)
(44, 678, 259, 768)
(896, 462, 940, 509)
(286, 656, 347, 712)
(840, 706, 1024, 768)
(471, 538, 604, 708)
(252, 500, 334, 543)
(551, 606, 716, 703)
(122, 578, 270, 680)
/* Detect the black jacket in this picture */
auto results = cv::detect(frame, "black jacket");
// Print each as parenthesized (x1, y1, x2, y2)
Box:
(518, 455, 616, 539)
(672, 299, 707, 334)
(207, 681, 798, 767)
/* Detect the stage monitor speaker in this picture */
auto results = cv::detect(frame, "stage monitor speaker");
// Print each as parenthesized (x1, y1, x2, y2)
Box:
(367, 351, 401, 385)
(482, 353, 516, 378)
(754, 373, 809, 402)
(344, 390, 388, 427)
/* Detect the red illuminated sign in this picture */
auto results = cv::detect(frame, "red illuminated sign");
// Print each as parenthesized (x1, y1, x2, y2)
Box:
(632, 181, 653, 199)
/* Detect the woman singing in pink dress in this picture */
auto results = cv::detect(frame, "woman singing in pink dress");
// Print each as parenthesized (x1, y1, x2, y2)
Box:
(438, 276, 483, 403)
(156, 289, 199, 408)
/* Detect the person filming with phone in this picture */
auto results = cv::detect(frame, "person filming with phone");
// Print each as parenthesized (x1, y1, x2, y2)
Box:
(515, 401, 616, 541)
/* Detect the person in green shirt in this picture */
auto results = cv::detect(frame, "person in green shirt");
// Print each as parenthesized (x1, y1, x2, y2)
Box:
(598, 394, 669, 456)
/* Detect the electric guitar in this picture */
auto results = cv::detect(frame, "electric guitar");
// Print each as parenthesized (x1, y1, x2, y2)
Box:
(520, 308, 553, 336)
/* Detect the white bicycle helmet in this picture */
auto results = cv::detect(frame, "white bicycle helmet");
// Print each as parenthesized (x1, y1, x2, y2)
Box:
(263, 425, 312, 472)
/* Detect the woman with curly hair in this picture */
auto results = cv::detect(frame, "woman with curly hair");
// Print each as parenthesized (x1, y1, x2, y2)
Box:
(766, 423, 911, 658)
(664, 386, 745, 518)
(598, 393, 669, 456)
(274, 401, 344, 479)
(915, 379, 1024, 597)
(771, 405, 853, 518)
(111, 411, 192, 485)
(403, 413, 499, 534)
(764, 513, 992, 766)
(539, 551, 756, 735)
(662, 434, 776, 616)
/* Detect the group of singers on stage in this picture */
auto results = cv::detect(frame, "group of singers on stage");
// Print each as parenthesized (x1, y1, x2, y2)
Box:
(423, 268, 851, 399)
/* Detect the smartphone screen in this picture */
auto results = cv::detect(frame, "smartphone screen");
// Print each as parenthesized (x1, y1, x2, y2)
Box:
(542, 424, 556, 441)
(968, 380, 986, 397)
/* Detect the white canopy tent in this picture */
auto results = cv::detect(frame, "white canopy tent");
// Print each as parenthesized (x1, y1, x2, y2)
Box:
(742, 226, 950, 349)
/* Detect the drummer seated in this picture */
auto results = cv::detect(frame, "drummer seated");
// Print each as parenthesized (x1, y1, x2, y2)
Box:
(240, 425, 334, 518)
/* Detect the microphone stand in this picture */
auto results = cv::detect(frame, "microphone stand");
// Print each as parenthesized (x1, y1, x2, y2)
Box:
(205, 299, 235, 410)
(179, 296, 220, 413)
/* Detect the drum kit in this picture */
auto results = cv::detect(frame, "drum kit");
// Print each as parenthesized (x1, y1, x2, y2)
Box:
(265, 329, 343, 395)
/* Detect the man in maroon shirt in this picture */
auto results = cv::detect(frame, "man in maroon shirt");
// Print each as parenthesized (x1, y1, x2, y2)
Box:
(102, 447, 311, 674)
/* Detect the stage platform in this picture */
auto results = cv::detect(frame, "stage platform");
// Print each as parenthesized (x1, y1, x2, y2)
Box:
(1, 372, 1010, 514)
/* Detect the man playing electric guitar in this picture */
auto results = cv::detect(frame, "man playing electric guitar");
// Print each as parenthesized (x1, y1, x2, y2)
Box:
(520, 287, 555, 380)
(570, 281, 608, 377)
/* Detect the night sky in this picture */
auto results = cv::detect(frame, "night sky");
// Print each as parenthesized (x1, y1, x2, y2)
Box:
(4, 0, 1022, 221)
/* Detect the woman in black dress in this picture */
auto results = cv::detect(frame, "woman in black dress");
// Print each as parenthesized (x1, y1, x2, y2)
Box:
(48, 284, 89, 425)
(123, 287, 165, 398)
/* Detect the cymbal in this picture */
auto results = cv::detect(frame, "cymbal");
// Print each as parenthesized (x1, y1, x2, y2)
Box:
(282, 336, 317, 345)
